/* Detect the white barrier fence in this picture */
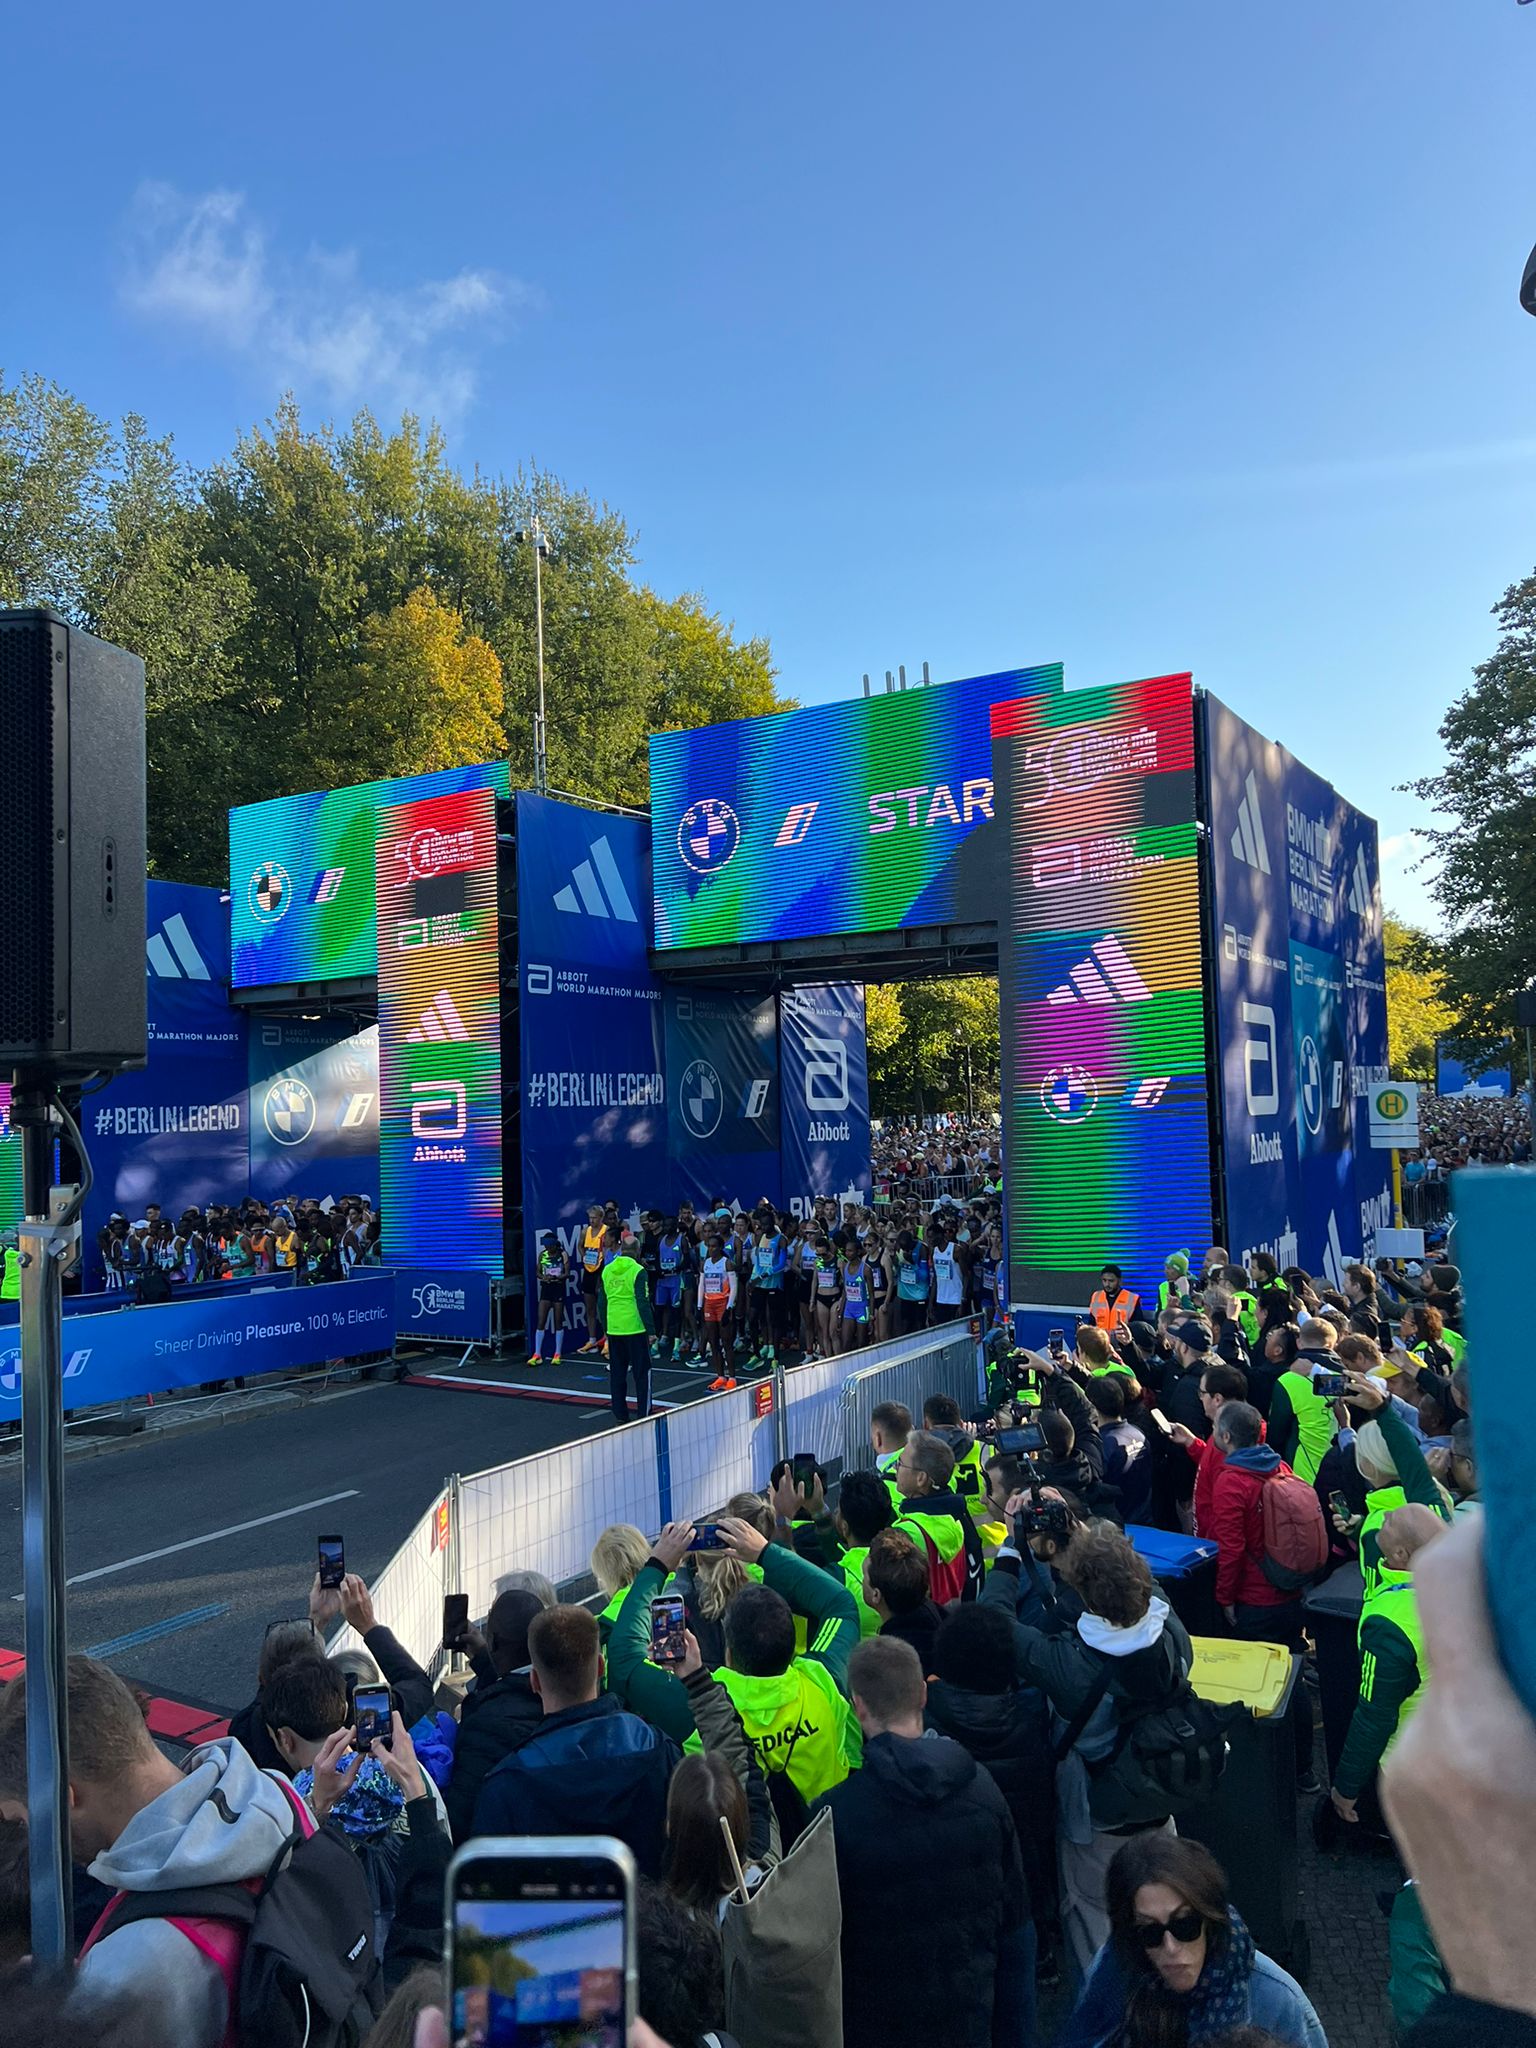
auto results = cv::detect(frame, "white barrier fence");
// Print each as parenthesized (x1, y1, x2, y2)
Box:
(347, 1325, 985, 1673)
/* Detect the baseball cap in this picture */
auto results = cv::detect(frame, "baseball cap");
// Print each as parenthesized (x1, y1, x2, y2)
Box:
(1169, 1321, 1211, 1352)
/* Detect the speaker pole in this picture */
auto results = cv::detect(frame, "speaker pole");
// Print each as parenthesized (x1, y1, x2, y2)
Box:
(13, 1080, 75, 1965)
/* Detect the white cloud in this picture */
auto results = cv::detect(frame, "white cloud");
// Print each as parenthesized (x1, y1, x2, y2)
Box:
(123, 183, 539, 424)
(1380, 831, 1424, 864)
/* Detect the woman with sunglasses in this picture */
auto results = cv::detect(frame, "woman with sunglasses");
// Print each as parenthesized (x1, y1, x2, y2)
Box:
(1061, 1835, 1326, 2048)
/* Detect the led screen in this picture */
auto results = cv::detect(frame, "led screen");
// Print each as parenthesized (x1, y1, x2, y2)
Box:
(375, 784, 504, 1274)
(648, 665, 1061, 951)
(992, 674, 1213, 1307)
(230, 761, 511, 989)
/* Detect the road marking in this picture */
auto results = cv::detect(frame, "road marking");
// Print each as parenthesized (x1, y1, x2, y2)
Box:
(85, 1602, 232, 1660)
(9, 1489, 361, 1598)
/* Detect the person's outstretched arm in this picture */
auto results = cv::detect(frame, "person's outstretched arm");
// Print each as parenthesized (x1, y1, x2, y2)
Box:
(605, 1536, 698, 1744)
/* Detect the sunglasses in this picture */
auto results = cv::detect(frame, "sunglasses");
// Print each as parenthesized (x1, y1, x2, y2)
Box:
(1135, 1907, 1205, 1949)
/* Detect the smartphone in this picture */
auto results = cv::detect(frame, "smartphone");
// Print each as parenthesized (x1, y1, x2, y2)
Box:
(791, 1452, 819, 1495)
(353, 1683, 392, 1750)
(1047, 1327, 1065, 1354)
(443, 1592, 470, 1647)
(687, 1523, 727, 1551)
(995, 1422, 1046, 1456)
(317, 1534, 345, 1590)
(1312, 1372, 1349, 1400)
(1149, 1408, 1175, 1437)
(649, 1593, 687, 1663)
(447, 1837, 637, 2048)
(1328, 1490, 1352, 1522)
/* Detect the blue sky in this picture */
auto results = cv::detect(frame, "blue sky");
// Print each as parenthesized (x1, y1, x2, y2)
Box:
(8, 2, 1534, 928)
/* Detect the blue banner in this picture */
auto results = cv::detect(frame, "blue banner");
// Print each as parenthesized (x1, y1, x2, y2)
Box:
(247, 1018, 380, 1203)
(516, 794, 669, 1327)
(778, 985, 872, 1218)
(82, 881, 250, 1286)
(1204, 696, 1390, 1282)
(664, 988, 781, 1214)
(393, 1266, 493, 1343)
(0, 1273, 394, 1411)
(1435, 1047, 1512, 1097)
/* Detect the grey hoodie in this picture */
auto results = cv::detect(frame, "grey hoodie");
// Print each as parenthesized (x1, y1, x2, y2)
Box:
(78, 1738, 305, 2047)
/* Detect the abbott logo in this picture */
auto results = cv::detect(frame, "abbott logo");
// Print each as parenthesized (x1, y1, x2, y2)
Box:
(775, 802, 819, 847)
(804, 1038, 850, 1111)
(1241, 1001, 1280, 1117)
(410, 1079, 467, 1140)
(553, 836, 638, 922)
(145, 911, 212, 981)
(1231, 771, 1272, 875)
(526, 964, 552, 995)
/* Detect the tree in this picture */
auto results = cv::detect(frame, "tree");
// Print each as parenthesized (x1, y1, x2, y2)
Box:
(643, 589, 787, 734)
(332, 586, 504, 787)
(867, 977, 1000, 1117)
(0, 372, 112, 610)
(1410, 569, 1536, 1061)
(1383, 912, 1452, 1080)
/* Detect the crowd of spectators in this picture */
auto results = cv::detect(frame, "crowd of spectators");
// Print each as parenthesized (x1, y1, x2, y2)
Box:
(1405, 1085, 1531, 1178)
(0, 1223, 1520, 2048)
(92, 1196, 381, 1300)
(872, 1113, 1003, 1199)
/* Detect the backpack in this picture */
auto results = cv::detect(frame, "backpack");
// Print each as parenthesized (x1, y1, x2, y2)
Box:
(1054, 1654, 1240, 1818)
(1259, 1467, 1330, 1590)
(81, 1780, 382, 2048)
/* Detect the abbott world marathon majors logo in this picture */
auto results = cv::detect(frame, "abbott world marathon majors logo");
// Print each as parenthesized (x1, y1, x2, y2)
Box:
(678, 800, 740, 875)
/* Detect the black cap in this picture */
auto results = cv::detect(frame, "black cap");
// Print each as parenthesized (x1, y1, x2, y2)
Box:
(1169, 1321, 1212, 1352)
(1429, 1264, 1461, 1290)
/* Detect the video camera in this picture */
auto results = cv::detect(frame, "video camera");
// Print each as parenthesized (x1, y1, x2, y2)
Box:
(1014, 1488, 1074, 1543)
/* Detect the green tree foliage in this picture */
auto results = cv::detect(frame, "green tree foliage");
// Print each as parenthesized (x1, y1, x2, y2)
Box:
(1383, 913, 1452, 1080)
(0, 374, 792, 882)
(1411, 570, 1536, 1061)
(867, 977, 1000, 1116)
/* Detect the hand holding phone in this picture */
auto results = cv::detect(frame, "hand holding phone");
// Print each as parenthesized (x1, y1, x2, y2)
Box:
(442, 1592, 470, 1649)
(317, 1534, 345, 1590)
(352, 1684, 393, 1751)
(648, 1594, 688, 1665)
(1149, 1408, 1175, 1437)
(448, 1838, 636, 2042)
(687, 1523, 727, 1551)
(1047, 1327, 1065, 1355)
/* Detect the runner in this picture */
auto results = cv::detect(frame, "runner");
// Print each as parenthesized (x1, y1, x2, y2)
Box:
(532, 1231, 569, 1365)
(699, 1233, 738, 1389)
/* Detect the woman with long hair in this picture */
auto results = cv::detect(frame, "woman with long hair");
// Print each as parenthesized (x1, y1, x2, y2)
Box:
(685, 1492, 771, 1669)
(1061, 1836, 1326, 2048)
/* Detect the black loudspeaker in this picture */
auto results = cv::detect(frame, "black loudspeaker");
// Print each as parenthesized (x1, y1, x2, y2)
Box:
(0, 608, 147, 1075)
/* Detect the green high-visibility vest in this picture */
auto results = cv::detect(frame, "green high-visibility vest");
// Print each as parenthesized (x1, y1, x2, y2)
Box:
(1358, 1578, 1427, 1754)
(1278, 1368, 1337, 1484)
(698, 1659, 857, 1802)
(950, 1439, 986, 1507)
(1232, 1290, 1259, 1347)
(1360, 1484, 1409, 1602)
(601, 1256, 648, 1336)
(840, 1548, 882, 1638)
(0, 1249, 19, 1303)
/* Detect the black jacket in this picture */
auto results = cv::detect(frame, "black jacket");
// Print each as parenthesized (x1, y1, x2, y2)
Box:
(814, 1731, 1026, 2048)
(880, 1601, 945, 1673)
(924, 1678, 1053, 1859)
(444, 1663, 544, 1843)
(472, 1692, 681, 1879)
(229, 1621, 435, 1779)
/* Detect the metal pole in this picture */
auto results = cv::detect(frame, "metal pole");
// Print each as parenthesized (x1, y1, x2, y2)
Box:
(14, 1082, 74, 1965)
(532, 519, 548, 796)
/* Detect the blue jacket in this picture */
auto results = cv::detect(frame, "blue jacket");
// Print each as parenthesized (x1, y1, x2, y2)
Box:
(1060, 1940, 1328, 2048)
(470, 1693, 681, 1878)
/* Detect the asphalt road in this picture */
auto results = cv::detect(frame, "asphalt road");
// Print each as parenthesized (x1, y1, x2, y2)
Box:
(0, 1357, 712, 1713)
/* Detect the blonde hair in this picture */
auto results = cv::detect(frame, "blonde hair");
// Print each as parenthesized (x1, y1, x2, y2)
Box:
(695, 1492, 774, 1621)
(590, 1523, 650, 1599)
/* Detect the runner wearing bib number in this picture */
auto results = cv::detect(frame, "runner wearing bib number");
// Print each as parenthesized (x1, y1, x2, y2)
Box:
(577, 1206, 607, 1354)
(699, 1236, 738, 1389)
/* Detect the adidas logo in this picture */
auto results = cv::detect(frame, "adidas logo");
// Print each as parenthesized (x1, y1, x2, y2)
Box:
(1346, 844, 1371, 917)
(553, 836, 637, 922)
(1046, 934, 1151, 1006)
(1320, 1210, 1352, 1293)
(406, 991, 471, 1044)
(146, 913, 212, 981)
(1231, 771, 1271, 874)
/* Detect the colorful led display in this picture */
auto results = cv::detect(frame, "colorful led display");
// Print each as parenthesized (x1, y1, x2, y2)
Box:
(992, 675, 1213, 1306)
(375, 784, 504, 1274)
(229, 761, 511, 990)
(648, 665, 1062, 952)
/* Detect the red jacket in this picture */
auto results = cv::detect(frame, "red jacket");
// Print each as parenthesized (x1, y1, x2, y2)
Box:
(1209, 1450, 1299, 1609)
(1184, 1436, 1226, 1536)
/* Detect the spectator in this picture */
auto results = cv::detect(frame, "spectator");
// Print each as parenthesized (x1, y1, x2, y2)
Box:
(863, 1526, 944, 1669)
(226, 1618, 323, 1775)
(815, 1636, 1031, 2048)
(0, 1654, 377, 2048)
(870, 1399, 913, 1485)
(1086, 1372, 1152, 1524)
(1331, 1505, 1441, 1831)
(592, 1522, 653, 1641)
(471, 1604, 681, 1877)
(1060, 1834, 1326, 2048)
(1266, 1326, 1341, 1483)
(892, 1429, 987, 1603)
(441, 1588, 546, 1843)
(636, 1878, 727, 2046)
(309, 1573, 435, 1732)
(1167, 1359, 1249, 1536)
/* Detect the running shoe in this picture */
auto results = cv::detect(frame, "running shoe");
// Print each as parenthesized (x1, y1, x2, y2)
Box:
(526, 1353, 542, 1367)
(710, 1375, 737, 1392)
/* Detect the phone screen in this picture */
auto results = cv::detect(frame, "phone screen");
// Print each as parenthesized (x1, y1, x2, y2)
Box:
(1329, 1491, 1351, 1521)
(443, 1593, 470, 1644)
(353, 1684, 392, 1749)
(791, 1453, 818, 1494)
(1149, 1408, 1174, 1436)
(317, 1534, 345, 1589)
(687, 1524, 726, 1551)
(449, 1842, 633, 2048)
(649, 1594, 687, 1663)
(1047, 1328, 1065, 1353)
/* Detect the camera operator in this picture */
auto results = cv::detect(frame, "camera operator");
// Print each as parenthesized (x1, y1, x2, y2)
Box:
(981, 1459, 1086, 1629)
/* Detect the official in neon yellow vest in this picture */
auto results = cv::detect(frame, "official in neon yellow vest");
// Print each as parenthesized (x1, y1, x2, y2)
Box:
(1267, 1340, 1341, 1484)
(871, 1401, 913, 1512)
(0, 1237, 20, 1304)
(1349, 1398, 1452, 1602)
(1330, 1506, 1438, 1826)
(608, 1512, 862, 1805)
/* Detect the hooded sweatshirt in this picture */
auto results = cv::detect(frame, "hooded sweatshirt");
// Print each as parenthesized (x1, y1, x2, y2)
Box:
(1209, 1441, 1296, 1609)
(816, 1732, 1026, 2048)
(79, 1739, 303, 2048)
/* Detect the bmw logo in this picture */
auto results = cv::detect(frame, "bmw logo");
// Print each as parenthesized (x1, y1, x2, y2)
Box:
(679, 1058, 723, 1139)
(678, 800, 740, 876)
(1299, 1036, 1324, 1136)
(249, 862, 291, 925)
(1040, 1065, 1098, 1125)
(264, 1078, 317, 1147)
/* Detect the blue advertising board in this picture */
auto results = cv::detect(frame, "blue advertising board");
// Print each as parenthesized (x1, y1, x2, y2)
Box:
(0, 1273, 394, 1411)
(393, 1267, 493, 1344)
(1436, 1046, 1513, 1097)
(516, 794, 669, 1326)
(663, 988, 781, 1213)
(778, 985, 872, 1216)
(81, 881, 250, 1287)
(1203, 695, 1391, 1282)
(247, 1018, 380, 1203)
